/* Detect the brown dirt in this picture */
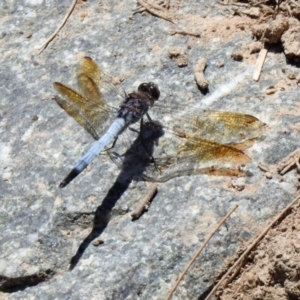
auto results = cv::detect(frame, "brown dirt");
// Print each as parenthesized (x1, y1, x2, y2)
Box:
(168, 47, 189, 67)
(178, 1, 300, 63)
(228, 0, 300, 63)
(215, 198, 300, 300)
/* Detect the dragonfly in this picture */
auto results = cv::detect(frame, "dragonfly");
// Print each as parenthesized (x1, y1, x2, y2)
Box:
(53, 57, 265, 187)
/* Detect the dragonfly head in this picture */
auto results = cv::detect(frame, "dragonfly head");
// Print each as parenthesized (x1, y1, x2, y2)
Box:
(138, 82, 160, 102)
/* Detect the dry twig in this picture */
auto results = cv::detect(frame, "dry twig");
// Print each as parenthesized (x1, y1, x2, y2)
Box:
(37, 0, 77, 54)
(259, 146, 300, 178)
(170, 29, 201, 37)
(165, 204, 239, 300)
(253, 48, 268, 81)
(205, 194, 300, 300)
(194, 57, 209, 89)
(136, 0, 177, 23)
(278, 147, 300, 174)
(131, 183, 158, 220)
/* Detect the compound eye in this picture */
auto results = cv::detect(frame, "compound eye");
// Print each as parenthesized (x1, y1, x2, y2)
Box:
(149, 83, 160, 100)
(138, 83, 160, 100)
(137, 83, 147, 92)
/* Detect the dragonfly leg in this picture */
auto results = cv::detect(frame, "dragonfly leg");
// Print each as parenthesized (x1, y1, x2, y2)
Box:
(146, 112, 152, 121)
(103, 136, 119, 152)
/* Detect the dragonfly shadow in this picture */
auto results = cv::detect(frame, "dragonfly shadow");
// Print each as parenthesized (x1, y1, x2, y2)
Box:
(69, 121, 164, 270)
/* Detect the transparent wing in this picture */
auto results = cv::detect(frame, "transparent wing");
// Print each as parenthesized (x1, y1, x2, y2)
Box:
(53, 94, 100, 140)
(141, 104, 266, 181)
(151, 104, 265, 144)
(77, 56, 126, 107)
(53, 82, 118, 139)
(142, 133, 252, 182)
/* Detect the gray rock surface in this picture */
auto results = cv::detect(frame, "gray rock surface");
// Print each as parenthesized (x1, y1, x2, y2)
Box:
(0, 0, 299, 299)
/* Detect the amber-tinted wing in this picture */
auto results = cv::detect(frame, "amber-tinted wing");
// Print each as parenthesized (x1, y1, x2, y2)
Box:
(149, 106, 265, 145)
(190, 111, 264, 144)
(151, 108, 265, 144)
(177, 137, 250, 164)
(76, 56, 106, 103)
(142, 108, 265, 181)
(53, 82, 112, 140)
(53, 57, 125, 141)
(77, 56, 126, 105)
(143, 136, 252, 182)
(53, 91, 99, 140)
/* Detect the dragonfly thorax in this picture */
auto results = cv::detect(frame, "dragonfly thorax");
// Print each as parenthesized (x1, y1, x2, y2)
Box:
(117, 93, 151, 124)
(118, 83, 159, 124)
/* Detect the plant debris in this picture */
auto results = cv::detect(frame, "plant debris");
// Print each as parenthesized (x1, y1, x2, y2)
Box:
(194, 57, 209, 89)
(168, 47, 189, 67)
